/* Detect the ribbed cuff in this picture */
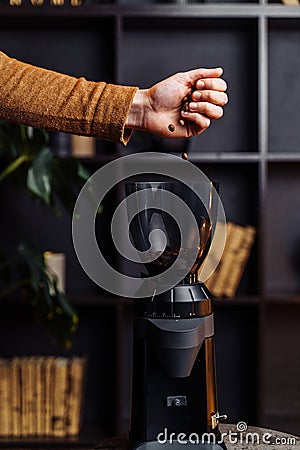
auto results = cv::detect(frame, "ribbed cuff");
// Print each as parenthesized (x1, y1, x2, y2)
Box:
(91, 83, 139, 145)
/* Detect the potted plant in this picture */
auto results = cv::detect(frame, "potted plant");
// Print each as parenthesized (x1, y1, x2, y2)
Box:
(0, 120, 91, 349)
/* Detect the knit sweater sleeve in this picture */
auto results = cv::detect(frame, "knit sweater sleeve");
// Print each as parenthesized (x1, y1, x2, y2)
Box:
(0, 51, 138, 145)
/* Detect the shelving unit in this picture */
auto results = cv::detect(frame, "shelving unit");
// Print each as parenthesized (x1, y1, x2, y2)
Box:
(0, 0, 299, 446)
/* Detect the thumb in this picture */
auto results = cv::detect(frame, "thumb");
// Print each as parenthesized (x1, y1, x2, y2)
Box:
(185, 67, 223, 83)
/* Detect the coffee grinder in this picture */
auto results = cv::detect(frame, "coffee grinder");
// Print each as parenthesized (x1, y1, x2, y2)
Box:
(125, 180, 227, 450)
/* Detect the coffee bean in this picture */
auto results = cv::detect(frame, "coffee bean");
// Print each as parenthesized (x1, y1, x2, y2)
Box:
(181, 93, 192, 112)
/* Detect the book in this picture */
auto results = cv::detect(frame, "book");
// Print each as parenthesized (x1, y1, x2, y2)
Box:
(21, 357, 30, 437)
(215, 223, 246, 297)
(71, 135, 96, 158)
(35, 357, 45, 436)
(0, 359, 11, 436)
(66, 357, 87, 436)
(282, 0, 299, 4)
(0, 355, 86, 437)
(223, 225, 256, 298)
(205, 221, 235, 297)
(28, 357, 38, 436)
(44, 356, 56, 436)
(205, 222, 256, 299)
(11, 357, 22, 437)
(52, 357, 68, 437)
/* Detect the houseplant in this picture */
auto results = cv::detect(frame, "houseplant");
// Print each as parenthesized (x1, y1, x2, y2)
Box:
(0, 120, 91, 349)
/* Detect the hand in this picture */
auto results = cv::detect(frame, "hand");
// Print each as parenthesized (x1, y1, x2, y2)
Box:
(126, 67, 228, 138)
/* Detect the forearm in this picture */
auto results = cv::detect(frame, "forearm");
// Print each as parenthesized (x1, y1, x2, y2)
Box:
(0, 51, 138, 144)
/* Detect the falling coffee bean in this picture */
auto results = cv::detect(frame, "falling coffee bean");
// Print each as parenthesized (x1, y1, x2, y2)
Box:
(181, 152, 188, 160)
(168, 124, 175, 132)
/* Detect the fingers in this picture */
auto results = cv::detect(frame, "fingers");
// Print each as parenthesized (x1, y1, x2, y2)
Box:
(185, 67, 223, 83)
(182, 88, 227, 121)
(186, 78, 228, 121)
(196, 77, 227, 92)
(182, 112, 211, 134)
(184, 102, 224, 120)
(192, 89, 228, 107)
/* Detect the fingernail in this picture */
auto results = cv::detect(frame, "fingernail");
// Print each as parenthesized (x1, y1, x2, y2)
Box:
(189, 102, 197, 111)
(193, 91, 201, 100)
(197, 80, 205, 88)
(182, 110, 189, 115)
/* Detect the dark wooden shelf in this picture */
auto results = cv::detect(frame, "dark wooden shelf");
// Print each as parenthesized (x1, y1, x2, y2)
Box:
(1, 1, 300, 444)
(66, 151, 300, 165)
(68, 292, 133, 306)
(267, 152, 300, 162)
(1, 3, 300, 19)
(0, 423, 110, 448)
(265, 295, 300, 305)
(214, 295, 260, 305)
(185, 152, 260, 163)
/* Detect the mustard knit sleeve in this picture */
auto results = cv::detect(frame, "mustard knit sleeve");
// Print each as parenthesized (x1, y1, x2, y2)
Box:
(0, 51, 138, 145)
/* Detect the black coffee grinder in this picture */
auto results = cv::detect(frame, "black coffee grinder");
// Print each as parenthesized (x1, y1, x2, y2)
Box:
(125, 181, 227, 450)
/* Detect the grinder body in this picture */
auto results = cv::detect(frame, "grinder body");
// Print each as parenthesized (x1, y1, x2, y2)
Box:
(129, 283, 226, 450)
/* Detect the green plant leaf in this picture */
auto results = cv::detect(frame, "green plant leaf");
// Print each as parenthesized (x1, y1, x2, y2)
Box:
(51, 161, 79, 213)
(27, 147, 53, 205)
(0, 122, 92, 348)
(31, 279, 78, 350)
(17, 241, 46, 292)
(15, 241, 78, 349)
(0, 154, 32, 184)
(0, 121, 18, 157)
(50, 157, 93, 214)
(27, 127, 49, 156)
(78, 162, 90, 181)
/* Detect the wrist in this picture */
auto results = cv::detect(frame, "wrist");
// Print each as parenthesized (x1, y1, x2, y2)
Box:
(125, 89, 148, 130)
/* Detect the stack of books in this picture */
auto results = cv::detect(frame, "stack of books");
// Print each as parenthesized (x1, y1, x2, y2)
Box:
(282, 0, 299, 5)
(204, 221, 256, 298)
(0, 355, 87, 438)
